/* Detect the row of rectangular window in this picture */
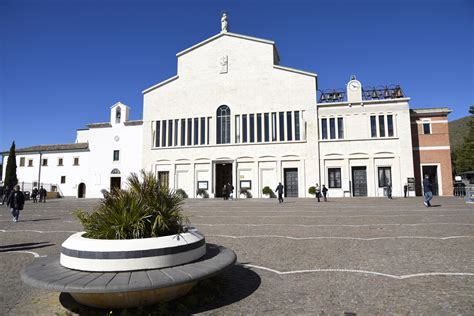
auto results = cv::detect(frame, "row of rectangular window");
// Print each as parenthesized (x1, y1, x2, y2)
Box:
(321, 117, 344, 140)
(155, 117, 211, 148)
(371, 114, 394, 138)
(235, 111, 301, 143)
(327, 167, 392, 188)
(19, 157, 80, 167)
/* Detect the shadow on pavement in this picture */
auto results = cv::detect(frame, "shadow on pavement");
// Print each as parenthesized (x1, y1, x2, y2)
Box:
(59, 264, 261, 315)
(0, 241, 54, 252)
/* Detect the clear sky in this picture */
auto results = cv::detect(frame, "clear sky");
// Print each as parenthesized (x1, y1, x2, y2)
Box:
(1, 0, 473, 153)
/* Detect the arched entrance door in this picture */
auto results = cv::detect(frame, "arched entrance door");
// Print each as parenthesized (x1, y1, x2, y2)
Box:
(78, 183, 86, 198)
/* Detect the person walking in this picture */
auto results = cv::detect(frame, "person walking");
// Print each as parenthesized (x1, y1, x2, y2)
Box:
(322, 184, 328, 202)
(227, 182, 234, 200)
(39, 186, 47, 203)
(7, 185, 25, 222)
(423, 175, 433, 207)
(386, 182, 393, 200)
(275, 182, 284, 203)
(315, 183, 321, 202)
(31, 188, 38, 203)
(1, 186, 10, 205)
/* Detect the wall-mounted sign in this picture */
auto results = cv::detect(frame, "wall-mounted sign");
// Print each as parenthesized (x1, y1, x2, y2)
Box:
(240, 180, 251, 189)
(407, 177, 415, 191)
(197, 181, 208, 190)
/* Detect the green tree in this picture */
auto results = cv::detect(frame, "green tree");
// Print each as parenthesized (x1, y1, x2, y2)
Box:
(454, 109, 474, 173)
(4, 141, 18, 189)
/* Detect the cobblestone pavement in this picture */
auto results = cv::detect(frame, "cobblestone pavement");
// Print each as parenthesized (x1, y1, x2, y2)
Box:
(1, 197, 473, 315)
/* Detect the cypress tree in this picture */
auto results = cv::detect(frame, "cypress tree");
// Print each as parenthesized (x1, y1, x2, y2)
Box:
(4, 141, 18, 189)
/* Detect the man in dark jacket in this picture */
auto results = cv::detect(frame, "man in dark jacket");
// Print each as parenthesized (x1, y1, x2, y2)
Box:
(422, 175, 433, 207)
(7, 185, 25, 222)
(39, 186, 47, 203)
(275, 182, 284, 203)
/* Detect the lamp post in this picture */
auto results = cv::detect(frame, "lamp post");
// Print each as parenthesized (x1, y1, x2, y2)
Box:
(37, 151, 42, 189)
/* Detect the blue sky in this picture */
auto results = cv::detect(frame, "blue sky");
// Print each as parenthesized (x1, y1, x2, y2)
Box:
(1, 0, 473, 152)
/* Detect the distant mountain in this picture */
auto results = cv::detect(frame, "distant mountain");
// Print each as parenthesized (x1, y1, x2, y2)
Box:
(449, 115, 473, 150)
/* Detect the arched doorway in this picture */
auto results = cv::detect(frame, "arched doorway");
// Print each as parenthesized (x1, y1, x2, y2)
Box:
(78, 183, 86, 198)
(110, 168, 121, 190)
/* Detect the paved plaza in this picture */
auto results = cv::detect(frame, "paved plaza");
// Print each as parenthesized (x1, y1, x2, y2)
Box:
(1, 196, 473, 315)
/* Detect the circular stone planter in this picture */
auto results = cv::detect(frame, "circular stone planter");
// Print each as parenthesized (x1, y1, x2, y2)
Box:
(60, 229, 206, 272)
(22, 244, 236, 309)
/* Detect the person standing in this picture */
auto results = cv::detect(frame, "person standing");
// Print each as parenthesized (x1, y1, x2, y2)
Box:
(222, 184, 227, 200)
(31, 188, 38, 203)
(423, 175, 433, 207)
(322, 184, 328, 202)
(275, 182, 284, 203)
(315, 183, 321, 202)
(7, 185, 25, 222)
(39, 186, 47, 203)
(403, 184, 408, 198)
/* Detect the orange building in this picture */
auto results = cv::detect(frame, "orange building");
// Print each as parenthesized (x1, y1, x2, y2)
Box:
(411, 108, 453, 196)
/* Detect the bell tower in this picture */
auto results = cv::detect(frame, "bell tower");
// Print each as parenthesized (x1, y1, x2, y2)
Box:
(110, 102, 130, 125)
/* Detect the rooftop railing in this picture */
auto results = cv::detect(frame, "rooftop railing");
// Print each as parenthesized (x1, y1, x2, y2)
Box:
(318, 85, 405, 103)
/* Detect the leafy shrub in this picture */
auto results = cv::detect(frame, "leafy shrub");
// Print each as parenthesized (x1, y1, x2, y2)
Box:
(74, 170, 188, 239)
(196, 188, 209, 198)
(240, 188, 252, 198)
(175, 188, 188, 199)
(262, 186, 276, 198)
(308, 186, 316, 196)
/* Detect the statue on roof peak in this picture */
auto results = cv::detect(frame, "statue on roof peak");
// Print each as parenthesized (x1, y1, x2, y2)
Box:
(221, 12, 228, 32)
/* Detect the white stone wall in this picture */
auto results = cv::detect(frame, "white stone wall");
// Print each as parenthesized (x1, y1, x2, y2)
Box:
(85, 122, 142, 198)
(142, 33, 319, 198)
(317, 99, 415, 197)
(2, 150, 89, 197)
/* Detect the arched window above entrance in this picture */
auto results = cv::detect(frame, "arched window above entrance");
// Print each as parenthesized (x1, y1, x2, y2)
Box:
(216, 105, 230, 144)
(111, 168, 121, 175)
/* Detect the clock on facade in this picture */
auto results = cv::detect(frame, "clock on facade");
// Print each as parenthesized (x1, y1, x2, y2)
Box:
(114, 135, 120, 142)
(348, 80, 361, 91)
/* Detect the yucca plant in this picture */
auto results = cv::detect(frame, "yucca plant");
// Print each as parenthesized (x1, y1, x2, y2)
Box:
(74, 170, 188, 239)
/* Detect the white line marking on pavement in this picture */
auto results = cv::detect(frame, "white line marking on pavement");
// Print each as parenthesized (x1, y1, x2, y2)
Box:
(242, 264, 474, 279)
(208, 234, 474, 241)
(195, 223, 474, 228)
(0, 229, 78, 233)
(4, 250, 47, 258)
(193, 214, 473, 218)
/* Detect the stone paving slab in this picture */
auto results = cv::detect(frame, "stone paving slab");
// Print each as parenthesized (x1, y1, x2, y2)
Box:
(1, 197, 473, 314)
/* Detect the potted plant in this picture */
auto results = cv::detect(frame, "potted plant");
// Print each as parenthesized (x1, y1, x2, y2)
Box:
(175, 188, 188, 199)
(262, 186, 276, 198)
(308, 186, 316, 196)
(239, 188, 252, 199)
(196, 188, 209, 198)
(62, 170, 206, 306)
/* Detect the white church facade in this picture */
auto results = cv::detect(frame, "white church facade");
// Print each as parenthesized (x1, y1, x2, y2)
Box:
(3, 16, 453, 198)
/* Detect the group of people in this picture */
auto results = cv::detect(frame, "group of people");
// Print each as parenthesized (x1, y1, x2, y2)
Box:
(222, 182, 234, 200)
(0, 185, 47, 222)
(275, 182, 329, 204)
(31, 186, 48, 203)
(1, 185, 25, 222)
(314, 184, 329, 202)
